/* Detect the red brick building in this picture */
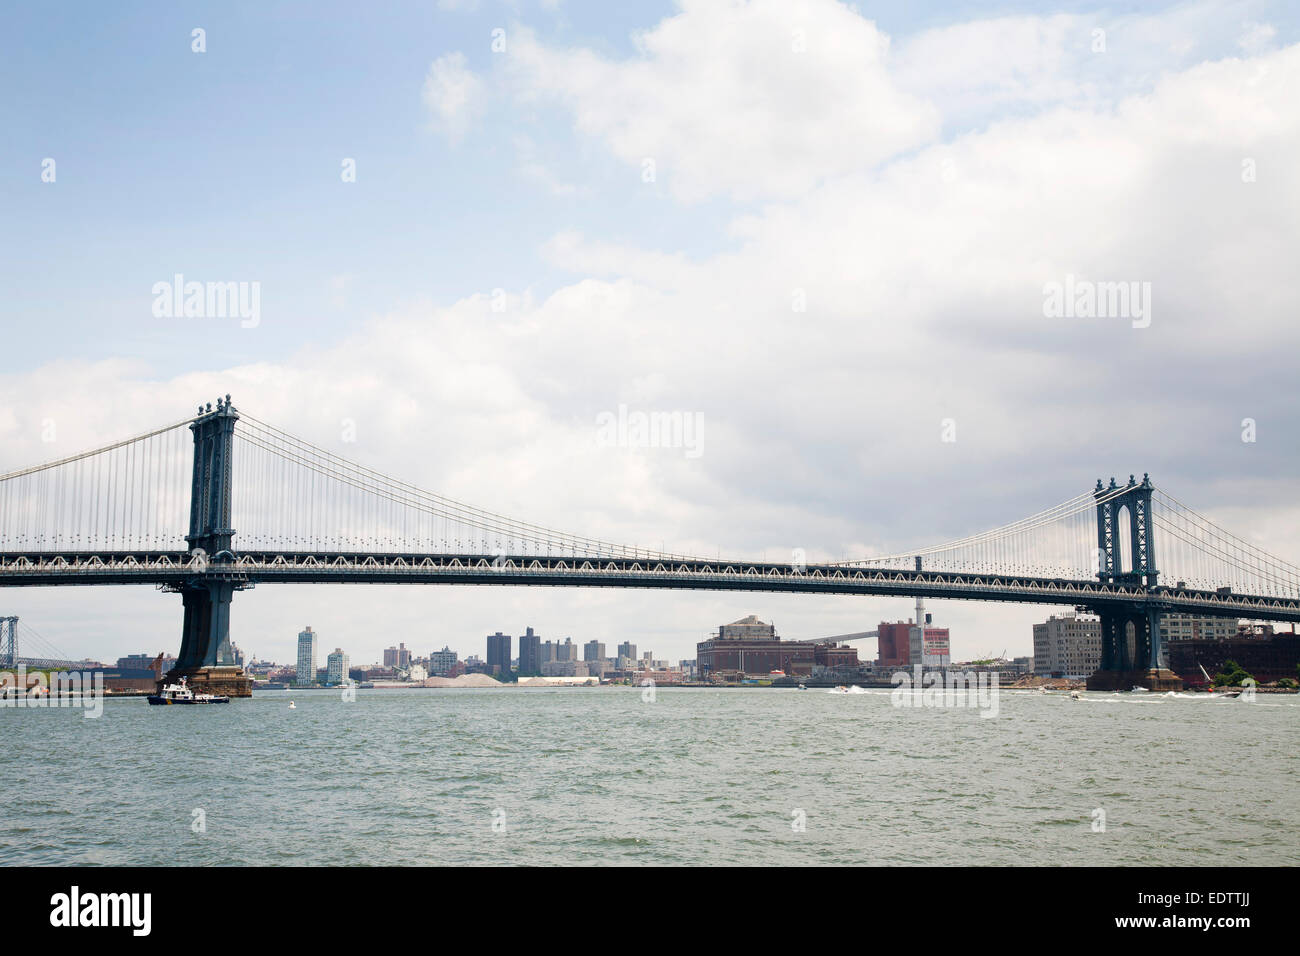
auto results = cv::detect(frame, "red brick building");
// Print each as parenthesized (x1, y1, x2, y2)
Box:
(1169, 635, 1300, 686)
(696, 615, 859, 679)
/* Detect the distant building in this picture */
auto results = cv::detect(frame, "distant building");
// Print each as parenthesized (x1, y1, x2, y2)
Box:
(719, 615, 774, 641)
(383, 643, 412, 669)
(583, 640, 605, 662)
(617, 641, 637, 662)
(1159, 614, 1238, 643)
(876, 622, 912, 668)
(429, 646, 459, 676)
(1033, 612, 1101, 677)
(326, 648, 349, 685)
(486, 632, 511, 674)
(876, 600, 948, 669)
(1169, 633, 1300, 685)
(296, 627, 318, 686)
(555, 637, 578, 662)
(697, 615, 857, 679)
(1237, 623, 1277, 639)
(518, 627, 541, 674)
(541, 660, 590, 677)
(116, 652, 176, 677)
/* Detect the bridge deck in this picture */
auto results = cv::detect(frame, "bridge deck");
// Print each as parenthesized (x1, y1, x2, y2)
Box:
(2, 551, 1298, 621)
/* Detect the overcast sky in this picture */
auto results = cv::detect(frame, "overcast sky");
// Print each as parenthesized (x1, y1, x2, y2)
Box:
(2, 0, 1298, 666)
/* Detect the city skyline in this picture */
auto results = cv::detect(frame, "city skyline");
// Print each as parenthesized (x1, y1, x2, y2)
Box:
(4, 0, 1300, 667)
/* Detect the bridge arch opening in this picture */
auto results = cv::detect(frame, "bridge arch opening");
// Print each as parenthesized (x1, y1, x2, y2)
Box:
(1117, 505, 1133, 575)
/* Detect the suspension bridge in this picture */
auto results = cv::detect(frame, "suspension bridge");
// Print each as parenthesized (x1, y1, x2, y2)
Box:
(3, 395, 1299, 693)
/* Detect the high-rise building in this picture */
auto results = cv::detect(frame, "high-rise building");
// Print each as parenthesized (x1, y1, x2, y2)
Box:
(583, 640, 605, 662)
(486, 632, 511, 674)
(1032, 612, 1102, 677)
(617, 641, 637, 662)
(429, 646, 459, 676)
(296, 627, 318, 686)
(556, 637, 578, 662)
(326, 648, 349, 685)
(383, 643, 411, 669)
(518, 627, 541, 674)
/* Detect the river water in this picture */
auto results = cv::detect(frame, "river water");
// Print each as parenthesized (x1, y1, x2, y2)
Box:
(2, 687, 1296, 865)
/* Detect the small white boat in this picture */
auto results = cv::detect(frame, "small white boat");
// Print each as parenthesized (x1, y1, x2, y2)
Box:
(147, 677, 229, 706)
(1038, 685, 1050, 695)
(1130, 685, 1149, 693)
(1069, 690, 1083, 700)
(288, 701, 297, 709)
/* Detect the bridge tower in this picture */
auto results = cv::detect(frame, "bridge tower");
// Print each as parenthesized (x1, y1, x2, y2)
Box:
(162, 396, 253, 697)
(1, 616, 16, 668)
(1086, 474, 1181, 691)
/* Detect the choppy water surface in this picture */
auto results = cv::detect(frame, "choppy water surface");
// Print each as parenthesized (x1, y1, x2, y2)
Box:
(2, 687, 1296, 865)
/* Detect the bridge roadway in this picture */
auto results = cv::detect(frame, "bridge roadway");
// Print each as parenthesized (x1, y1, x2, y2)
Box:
(2, 550, 1300, 623)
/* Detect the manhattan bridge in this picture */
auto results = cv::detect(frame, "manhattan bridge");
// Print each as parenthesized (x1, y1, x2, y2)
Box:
(3, 396, 1299, 692)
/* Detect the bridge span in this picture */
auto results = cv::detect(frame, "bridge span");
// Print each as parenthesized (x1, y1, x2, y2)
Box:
(3, 396, 1299, 693)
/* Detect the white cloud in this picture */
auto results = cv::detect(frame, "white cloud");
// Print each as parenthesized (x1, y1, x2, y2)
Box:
(1239, 19, 1278, 53)
(422, 51, 485, 143)
(506, 0, 940, 201)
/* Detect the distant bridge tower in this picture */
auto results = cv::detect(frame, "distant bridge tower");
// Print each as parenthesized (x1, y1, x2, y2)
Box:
(1094, 473, 1157, 588)
(0, 616, 16, 668)
(1087, 474, 1180, 691)
(165, 396, 252, 696)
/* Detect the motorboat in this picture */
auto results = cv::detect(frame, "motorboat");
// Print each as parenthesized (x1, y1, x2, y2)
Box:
(147, 677, 229, 705)
(1130, 685, 1149, 693)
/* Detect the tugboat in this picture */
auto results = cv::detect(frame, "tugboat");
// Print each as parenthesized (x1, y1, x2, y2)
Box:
(147, 676, 230, 705)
